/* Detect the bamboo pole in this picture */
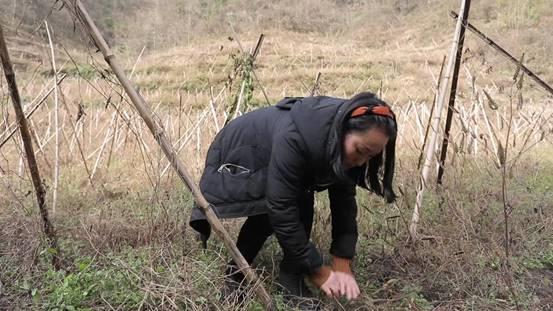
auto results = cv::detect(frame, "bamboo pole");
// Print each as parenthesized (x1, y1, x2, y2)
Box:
(418, 56, 446, 169)
(44, 20, 61, 214)
(437, 0, 472, 185)
(410, 0, 469, 241)
(62, 1, 275, 308)
(450, 11, 553, 97)
(0, 23, 62, 270)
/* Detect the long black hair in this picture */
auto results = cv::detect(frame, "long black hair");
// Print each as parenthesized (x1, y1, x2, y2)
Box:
(331, 92, 397, 203)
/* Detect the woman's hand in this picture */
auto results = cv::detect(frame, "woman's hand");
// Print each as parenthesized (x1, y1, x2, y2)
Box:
(320, 271, 341, 297)
(330, 256, 360, 300)
(334, 271, 360, 300)
(320, 271, 360, 300)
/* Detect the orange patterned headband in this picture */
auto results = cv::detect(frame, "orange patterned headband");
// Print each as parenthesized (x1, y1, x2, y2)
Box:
(350, 105, 395, 119)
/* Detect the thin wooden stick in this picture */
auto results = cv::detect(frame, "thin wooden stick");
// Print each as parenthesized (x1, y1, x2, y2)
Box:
(0, 23, 62, 270)
(250, 34, 270, 106)
(413, 103, 425, 144)
(479, 99, 501, 167)
(208, 87, 221, 132)
(106, 111, 118, 168)
(63, 1, 275, 308)
(310, 72, 322, 96)
(90, 111, 117, 179)
(500, 90, 521, 311)
(58, 88, 97, 190)
(27, 119, 53, 171)
(129, 45, 146, 80)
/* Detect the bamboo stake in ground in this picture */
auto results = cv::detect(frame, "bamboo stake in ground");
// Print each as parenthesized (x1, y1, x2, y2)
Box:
(44, 20, 61, 215)
(0, 24, 62, 270)
(62, 1, 275, 309)
(418, 56, 446, 169)
(410, 0, 469, 241)
(437, 0, 472, 185)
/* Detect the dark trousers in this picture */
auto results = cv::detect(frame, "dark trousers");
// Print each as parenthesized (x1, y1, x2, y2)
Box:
(229, 191, 314, 268)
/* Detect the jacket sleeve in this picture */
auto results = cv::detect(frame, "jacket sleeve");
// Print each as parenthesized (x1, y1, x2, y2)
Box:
(328, 182, 358, 259)
(266, 131, 322, 275)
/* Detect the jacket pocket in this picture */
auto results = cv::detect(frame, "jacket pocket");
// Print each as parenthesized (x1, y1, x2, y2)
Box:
(217, 163, 251, 176)
(217, 164, 266, 202)
(216, 145, 268, 202)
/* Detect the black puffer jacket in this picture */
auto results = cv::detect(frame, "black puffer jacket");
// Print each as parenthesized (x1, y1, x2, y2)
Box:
(190, 96, 371, 274)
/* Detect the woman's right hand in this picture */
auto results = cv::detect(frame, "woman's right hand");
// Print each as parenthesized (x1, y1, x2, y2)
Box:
(320, 271, 340, 297)
(333, 271, 360, 300)
(320, 270, 360, 300)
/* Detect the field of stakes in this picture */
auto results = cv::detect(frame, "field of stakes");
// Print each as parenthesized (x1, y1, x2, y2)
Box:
(1, 2, 553, 310)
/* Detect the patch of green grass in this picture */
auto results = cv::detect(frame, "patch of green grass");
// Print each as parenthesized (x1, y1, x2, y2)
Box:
(399, 284, 433, 310)
(58, 64, 99, 80)
(134, 64, 174, 75)
(4, 245, 147, 311)
(521, 248, 553, 270)
(40, 253, 145, 310)
(181, 75, 210, 91)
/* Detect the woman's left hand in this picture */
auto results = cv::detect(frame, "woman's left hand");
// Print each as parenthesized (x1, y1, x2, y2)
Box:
(334, 271, 360, 300)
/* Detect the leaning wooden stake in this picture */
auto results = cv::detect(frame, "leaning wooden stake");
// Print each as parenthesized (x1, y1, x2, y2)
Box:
(450, 11, 553, 97)
(0, 24, 62, 270)
(62, 1, 275, 308)
(410, 0, 469, 241)
(437, 0, 472, 185)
